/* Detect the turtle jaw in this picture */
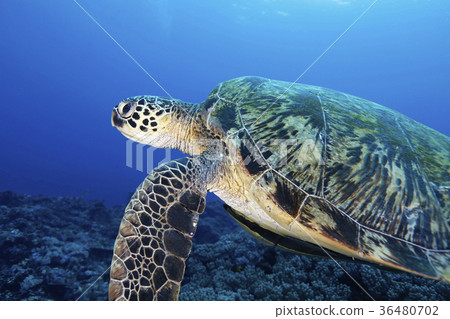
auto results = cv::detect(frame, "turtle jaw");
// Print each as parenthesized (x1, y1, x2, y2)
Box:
(111, 108, 147, 143)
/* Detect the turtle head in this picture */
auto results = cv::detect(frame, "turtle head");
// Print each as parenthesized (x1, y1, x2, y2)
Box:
(111, 96, 178, 146)
(112, 95, 203, 150)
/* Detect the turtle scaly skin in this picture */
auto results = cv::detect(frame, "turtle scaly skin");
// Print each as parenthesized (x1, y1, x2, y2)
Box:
(110, 77, 449, 300)
(109, 158, 208, 300)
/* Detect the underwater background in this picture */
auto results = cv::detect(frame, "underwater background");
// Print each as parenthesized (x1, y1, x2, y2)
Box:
(0, 0, 449, 300)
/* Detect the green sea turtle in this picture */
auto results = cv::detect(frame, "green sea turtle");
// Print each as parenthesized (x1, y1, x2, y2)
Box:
(109, 76, 450, 301)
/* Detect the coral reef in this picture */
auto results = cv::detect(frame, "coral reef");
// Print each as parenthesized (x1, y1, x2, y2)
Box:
(0, 191, 121, 300)
(180, 228, 449, 300)
(0, 191, 448, 301)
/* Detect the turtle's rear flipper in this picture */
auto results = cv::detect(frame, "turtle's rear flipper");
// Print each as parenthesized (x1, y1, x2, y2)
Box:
(109, 157, 206, 301)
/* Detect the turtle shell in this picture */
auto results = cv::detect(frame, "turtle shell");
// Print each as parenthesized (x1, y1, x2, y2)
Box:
(204, 76, 450, 281)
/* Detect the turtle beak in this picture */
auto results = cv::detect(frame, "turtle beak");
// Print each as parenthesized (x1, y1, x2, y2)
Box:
(111, 109, 124, 128)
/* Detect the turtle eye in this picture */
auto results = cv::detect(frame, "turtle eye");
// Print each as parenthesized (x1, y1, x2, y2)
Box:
(122, 103, 131, 114)
(118, 101, 136, 118)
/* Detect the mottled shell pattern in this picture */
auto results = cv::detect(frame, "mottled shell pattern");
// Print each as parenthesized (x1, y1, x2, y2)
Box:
(203, 76, 450, 281)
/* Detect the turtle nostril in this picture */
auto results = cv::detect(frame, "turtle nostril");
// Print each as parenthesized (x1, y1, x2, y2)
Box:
(112, 110, 124, 128)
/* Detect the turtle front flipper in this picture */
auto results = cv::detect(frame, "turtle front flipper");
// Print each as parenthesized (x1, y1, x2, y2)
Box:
(109, 157, 206, 301)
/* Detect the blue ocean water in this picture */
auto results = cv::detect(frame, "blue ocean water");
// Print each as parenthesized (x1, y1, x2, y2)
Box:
(0, 0, 449, 205)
